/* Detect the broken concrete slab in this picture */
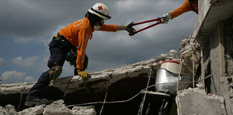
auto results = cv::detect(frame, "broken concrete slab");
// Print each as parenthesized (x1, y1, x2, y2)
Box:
(176, 88, 227, 115)
(0, 82, 35, 95)
(0, 104, 17, 115)
(0, 106, 9, 115)
(71, 106, 96, 115)
(43, 100, 72, 115)
(5, 104, 17, 115)
(18, 105, 45, 115)
(0, 99, 97, 115)
(0, 56, 163, 96)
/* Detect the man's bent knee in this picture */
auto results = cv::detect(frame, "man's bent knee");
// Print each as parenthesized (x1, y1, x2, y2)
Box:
(48, 66, 62, 81)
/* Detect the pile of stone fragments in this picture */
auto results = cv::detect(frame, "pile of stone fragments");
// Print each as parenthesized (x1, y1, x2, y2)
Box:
(0, 100, 96, 115)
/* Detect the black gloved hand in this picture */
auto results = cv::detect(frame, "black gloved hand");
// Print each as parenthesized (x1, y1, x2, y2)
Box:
(161, 13, 172, 24)
(125, 22, 136, 36)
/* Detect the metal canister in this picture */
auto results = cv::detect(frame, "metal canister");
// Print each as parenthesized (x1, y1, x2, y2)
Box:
(155, 68, 192, 94)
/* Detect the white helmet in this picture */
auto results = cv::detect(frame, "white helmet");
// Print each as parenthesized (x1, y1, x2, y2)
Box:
(88, 3, 111, 20)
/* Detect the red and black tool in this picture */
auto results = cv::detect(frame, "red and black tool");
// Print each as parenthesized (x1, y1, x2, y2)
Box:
(127, 17, 162, 36)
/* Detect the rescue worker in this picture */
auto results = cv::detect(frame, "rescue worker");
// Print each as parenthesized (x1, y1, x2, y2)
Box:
(25, 3, 135, 107)
(162, 0, 198, 23)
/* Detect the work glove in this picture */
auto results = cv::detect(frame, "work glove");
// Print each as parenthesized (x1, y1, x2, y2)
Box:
(77, 70, 91, 80)
(125, 22, 136, 36)
(161, 13, 172, 24)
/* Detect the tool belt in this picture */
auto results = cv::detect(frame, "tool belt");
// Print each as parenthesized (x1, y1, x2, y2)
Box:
(52, 33, 76, 51)
(52, 33, 77, 66)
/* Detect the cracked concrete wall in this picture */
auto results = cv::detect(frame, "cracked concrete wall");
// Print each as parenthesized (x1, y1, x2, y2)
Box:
(176, 88, 227, 115)
(180, 0, 233, 114)
(199, 17, 233, 115)
(177, 0, 233, 115)
(177, 17, 233, 115)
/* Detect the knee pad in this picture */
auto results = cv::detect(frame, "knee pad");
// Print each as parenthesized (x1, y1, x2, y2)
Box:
(48, 66, 62, 81)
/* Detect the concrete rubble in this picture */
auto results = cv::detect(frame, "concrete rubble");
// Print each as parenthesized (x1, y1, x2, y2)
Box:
(0, 104, 17, 115)
(1, 0, 233, 114)
(0, 100, 96, 115)
(176, 88, 227, 115)
(0, 38, 199, 115)
(0, 37, 232, 114)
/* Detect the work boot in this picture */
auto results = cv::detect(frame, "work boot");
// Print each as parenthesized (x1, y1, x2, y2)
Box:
(25, 97, 53, 107)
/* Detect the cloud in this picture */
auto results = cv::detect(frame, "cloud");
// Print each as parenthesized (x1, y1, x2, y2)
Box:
(12, 56, 40, 68)
(0, 0, 90, 43)
(0, 70, 35, 84)
(0, 57, 5, 66)
(0, 0, 198, 82)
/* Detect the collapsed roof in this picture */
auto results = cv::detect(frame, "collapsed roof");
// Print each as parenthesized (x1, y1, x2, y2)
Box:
(1, 0, 233, 114)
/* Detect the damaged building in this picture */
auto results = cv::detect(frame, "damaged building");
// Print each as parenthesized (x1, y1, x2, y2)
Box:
(0, 0, 233, 114)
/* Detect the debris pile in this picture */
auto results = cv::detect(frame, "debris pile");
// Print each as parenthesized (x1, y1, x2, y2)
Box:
(0, 38, 201, 115)
(0, 100, 96, 115)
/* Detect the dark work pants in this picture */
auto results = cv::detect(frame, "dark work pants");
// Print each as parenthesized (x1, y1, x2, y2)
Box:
(27, 37, 69, 100)
(27, 36, 88, 100)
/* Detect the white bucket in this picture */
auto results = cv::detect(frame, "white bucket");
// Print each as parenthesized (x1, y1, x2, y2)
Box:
(161, 60, 180, 74)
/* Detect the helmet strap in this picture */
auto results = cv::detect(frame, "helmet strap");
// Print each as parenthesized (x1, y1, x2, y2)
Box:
(86, 12, 96, 27)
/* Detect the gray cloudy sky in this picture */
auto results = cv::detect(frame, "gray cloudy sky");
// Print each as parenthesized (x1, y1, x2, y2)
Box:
(0, 0, 197, 84)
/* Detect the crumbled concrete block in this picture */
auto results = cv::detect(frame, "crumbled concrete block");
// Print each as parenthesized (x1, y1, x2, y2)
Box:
(0, 106, 8, 115)
(5, 104, 17, 115)
(18, 105, 45, 115)
(176, 88, 227, 115)
(71, 106, 96, 115)
(16, 100, 97, 115)
(43, 100, 72, 115)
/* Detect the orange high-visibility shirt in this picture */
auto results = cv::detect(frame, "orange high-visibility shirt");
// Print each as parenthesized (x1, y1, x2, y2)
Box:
(169, 0, 198, 19)
(59, 17, 118, 70)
